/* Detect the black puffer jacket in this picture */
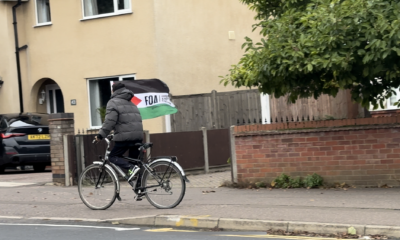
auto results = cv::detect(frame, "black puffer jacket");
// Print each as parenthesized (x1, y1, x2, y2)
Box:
(99, 87, 143, 142)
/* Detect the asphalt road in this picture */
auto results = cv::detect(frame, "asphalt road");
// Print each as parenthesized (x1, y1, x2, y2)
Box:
(0, 220, 293, 240)
(3, 170, 400, 230)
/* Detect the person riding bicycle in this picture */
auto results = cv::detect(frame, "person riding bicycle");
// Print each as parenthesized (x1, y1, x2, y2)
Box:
(95, 82, 143, 177)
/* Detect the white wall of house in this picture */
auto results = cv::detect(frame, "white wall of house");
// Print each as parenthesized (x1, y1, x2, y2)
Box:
(0, 2, 21, 114)
(0, 0, 260, 133)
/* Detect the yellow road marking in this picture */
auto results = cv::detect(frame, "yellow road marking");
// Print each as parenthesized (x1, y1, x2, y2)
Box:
(179, 215, 211, 218)
(166, 215, 211, 227)
(145, 228, 198, 233)
(218, 234, 334, 240)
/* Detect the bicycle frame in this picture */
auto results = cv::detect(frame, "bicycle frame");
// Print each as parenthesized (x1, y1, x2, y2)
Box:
(91, 137, 189, 197)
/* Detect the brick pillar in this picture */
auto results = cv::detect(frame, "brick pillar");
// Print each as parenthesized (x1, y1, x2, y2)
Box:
(49, 113, 74, 185)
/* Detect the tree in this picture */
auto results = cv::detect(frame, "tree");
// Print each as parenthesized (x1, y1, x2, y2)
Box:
(221, 0, 400, 109)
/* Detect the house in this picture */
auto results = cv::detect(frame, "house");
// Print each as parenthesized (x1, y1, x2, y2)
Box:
(0, 0, 261, 133)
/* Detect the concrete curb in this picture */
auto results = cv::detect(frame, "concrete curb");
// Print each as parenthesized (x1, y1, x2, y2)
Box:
(1, 215, 399, 238)
(105, 215, 400, 238)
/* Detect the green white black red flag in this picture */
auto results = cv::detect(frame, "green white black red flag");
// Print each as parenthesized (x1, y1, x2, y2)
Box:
(112, 79, 178, 120)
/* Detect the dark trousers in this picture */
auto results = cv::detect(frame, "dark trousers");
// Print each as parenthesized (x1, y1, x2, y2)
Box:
(109, 140, 142, 170)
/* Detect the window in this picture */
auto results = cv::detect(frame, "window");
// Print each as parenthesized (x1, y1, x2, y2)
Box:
(35, 0, 51, 25)
(387, 88, 400, 109)
(82, 0, 131, 19)
(369, 87, 400, 111)
(7, 115, 48, 127)
(88, 74, 135, 128)
(46, 84, 65, 114)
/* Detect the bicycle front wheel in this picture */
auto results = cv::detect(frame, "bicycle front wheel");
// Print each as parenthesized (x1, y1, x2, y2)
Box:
(78, 164, 117, 210)
(142, 161, 186, 209)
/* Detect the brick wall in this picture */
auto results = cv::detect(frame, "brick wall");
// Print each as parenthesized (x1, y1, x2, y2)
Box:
(49, 113, 74, 185)
(235, 115, 400, 133)
(234, 122, 400, 186)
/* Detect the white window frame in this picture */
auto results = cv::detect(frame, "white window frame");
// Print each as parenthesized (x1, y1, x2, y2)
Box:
(87, 74, 136, 129)
(34, 0, 52, 27)
(369, 87, 400, 111)
(386, 88, 400, 110)
(81, 0, 132, 21)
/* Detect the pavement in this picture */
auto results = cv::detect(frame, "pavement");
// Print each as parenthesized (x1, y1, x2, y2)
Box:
(1, 170, 400, 237)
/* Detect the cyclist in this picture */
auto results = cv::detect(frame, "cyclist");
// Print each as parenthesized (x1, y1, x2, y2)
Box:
(95, 82, 143, 180)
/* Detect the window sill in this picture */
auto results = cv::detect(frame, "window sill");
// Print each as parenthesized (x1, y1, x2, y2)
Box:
(33, 22, 52, 28)
(80, 11, 133, 21)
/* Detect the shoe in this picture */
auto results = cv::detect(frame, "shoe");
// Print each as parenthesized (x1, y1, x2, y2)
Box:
(128, 166, 134, 175)
(134, 190, 145, 201)
(125, 166, 135, 181)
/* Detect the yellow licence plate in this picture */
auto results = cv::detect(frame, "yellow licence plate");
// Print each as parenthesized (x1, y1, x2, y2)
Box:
(28, 134, 51, 140)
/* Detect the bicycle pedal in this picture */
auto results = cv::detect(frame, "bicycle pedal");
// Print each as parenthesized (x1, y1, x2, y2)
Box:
(136, 197, 143, 201)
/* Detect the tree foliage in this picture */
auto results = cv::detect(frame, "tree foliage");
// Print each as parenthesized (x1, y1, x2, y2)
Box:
(222, 0, 400, 108)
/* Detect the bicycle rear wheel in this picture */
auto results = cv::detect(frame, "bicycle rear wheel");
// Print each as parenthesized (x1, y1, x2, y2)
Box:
(142, 161, 186, 209)
(78, 164, 117, 210)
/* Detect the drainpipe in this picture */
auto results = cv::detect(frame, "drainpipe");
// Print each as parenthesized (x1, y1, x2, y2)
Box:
(12, 0, 28, 113)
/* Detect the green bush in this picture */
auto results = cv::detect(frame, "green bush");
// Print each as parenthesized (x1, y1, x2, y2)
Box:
(303, 173, 324, 188)
(272, 173, 323, 189)
(273, 173, 291, 188)
(289, 176, 303, 188)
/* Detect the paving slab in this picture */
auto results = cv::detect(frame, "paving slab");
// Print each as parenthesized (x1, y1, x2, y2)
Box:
(0, 169, 52, 186)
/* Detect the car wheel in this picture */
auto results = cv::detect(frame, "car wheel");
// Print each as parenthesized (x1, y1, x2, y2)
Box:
(0, 165, 5, 174)
(33, 164, 47, 172)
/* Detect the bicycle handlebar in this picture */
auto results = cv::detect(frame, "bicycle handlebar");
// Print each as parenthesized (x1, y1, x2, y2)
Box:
(92, 134, 113, 144)
(141, 142, 153, 150)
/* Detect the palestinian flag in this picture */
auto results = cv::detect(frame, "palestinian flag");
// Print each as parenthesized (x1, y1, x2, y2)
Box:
(112, 79, 178, 120)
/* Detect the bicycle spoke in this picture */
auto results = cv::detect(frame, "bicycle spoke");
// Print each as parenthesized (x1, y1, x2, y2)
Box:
(78, 165, 117, 210)
(144, 187, 173, 195)
(142, 161, 185, 209)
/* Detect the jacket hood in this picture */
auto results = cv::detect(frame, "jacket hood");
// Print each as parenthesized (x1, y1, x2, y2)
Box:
(111, 87, 134, 101)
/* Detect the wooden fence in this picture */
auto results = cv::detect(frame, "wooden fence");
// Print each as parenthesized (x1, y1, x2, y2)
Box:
(269, 89, 366, 121)
(66, 129, 231, 184)
(171, 89, 262, 132)
(171, 89, 366, 132)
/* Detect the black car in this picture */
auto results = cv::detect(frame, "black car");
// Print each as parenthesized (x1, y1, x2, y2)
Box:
(0, 113, 50, 173)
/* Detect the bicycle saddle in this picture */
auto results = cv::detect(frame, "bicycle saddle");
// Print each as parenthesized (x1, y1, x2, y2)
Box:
(135, 142, 153, 149)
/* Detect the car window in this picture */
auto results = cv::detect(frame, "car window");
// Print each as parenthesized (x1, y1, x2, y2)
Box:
(9, 120, 36, 127)
(8, 115, 49, 127)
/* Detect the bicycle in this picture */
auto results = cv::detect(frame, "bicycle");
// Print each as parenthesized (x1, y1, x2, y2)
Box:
(78, 134, 189, 210)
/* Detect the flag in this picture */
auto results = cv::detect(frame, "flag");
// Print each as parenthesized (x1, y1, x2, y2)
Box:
(112, 79, 178, 120)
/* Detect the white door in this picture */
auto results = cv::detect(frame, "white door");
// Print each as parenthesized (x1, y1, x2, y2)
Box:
(46, 84, 65, 114)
